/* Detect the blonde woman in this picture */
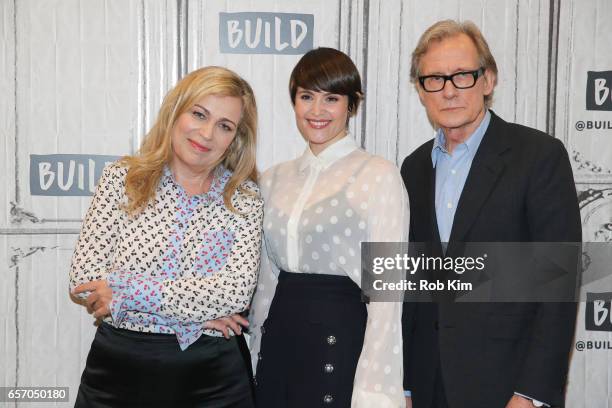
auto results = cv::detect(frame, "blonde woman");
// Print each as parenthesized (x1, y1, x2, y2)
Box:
(70, 66, 262, 408)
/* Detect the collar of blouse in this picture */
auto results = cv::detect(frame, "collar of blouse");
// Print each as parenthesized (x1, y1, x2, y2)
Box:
(162, 164, 231, 203)
(298, 134, 358, 174)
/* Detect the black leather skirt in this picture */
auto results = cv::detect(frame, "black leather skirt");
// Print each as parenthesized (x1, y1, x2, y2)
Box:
(74, 322, 254, 408)
(255, 271, 367, 408)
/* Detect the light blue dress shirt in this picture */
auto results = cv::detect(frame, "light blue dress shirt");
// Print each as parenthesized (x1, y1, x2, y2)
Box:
(431, 110, 490, 244)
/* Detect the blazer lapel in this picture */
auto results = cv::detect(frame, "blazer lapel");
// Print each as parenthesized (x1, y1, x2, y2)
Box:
(447, 112, 510, 248)
(416, 154, 446, 297)
(428, 166, 444, 256)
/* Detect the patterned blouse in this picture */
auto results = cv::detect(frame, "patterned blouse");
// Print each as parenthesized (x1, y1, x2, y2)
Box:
(70, 162, 264, 350)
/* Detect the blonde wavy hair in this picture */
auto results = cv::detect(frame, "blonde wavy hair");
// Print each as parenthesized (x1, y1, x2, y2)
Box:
(120, 66, 258, 214)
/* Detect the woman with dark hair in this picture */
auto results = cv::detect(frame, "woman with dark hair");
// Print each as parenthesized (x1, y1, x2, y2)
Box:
(70, 66, 262, 408)
(249, 48, 409, 408)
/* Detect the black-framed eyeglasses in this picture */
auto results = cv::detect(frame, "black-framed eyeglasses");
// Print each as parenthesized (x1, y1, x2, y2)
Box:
(418, 68, 485, 92)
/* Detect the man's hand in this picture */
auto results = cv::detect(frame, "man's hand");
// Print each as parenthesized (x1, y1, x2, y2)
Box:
(204, 313, 249, 339)
(405, 396, 412, 408)
(506, 395, 537, 408)
(73, 280, 113, 319)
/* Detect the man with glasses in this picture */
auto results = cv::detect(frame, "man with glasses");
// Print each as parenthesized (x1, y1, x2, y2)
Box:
(400, 20, 581, 408)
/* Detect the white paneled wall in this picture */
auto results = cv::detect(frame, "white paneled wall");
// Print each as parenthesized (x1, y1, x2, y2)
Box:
(558, 0, 612, 405)
(11, 0, 135, 227)
(0, 235, 17, 399)
(556, 0, 612, 182)
(569, 187, 612, 407)
(0, 0, 15, 228)
(1, 0, 611, 406)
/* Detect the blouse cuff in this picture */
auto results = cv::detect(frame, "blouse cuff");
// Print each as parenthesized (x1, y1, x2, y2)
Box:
(107, 270, 164, 325)
(107, 270, 205, 351)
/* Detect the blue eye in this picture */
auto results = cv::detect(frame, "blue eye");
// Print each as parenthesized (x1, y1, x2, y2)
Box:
(299, 94, 312, 101)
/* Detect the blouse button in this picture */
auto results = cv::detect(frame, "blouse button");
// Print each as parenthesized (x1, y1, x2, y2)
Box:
(324, 363, 334, 374)
(326, 335, 337, 345)
(323, 394, 334, 404)
(261, 326, 266, 334)
(258, 352, 263, 361)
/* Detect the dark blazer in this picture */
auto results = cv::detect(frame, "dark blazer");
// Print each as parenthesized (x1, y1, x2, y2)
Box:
(401, 111, 581, 408)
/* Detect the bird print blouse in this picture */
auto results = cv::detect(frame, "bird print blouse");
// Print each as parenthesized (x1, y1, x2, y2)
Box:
(70, 162, 263, 350)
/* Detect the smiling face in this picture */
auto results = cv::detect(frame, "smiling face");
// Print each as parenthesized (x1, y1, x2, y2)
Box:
(170, 94, 243, 177)
(417, 33, 495, 150)
(293, 87, 349, 155)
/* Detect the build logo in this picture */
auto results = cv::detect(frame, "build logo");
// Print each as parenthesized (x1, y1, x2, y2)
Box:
(585, 292, 612, 332)
(586, 71, 612, 111)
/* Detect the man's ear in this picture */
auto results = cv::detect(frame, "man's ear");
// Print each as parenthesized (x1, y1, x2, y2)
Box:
(482, 69, 496, 97)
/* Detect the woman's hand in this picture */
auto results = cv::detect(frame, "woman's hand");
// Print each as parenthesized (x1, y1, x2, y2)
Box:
(73, 280, 113, 319)
(204, 313, 249, 339)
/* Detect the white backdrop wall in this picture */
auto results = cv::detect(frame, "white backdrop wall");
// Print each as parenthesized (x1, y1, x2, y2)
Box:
(1, 0, 611, 406)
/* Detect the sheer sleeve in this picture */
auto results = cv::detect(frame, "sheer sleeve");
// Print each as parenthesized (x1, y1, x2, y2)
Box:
(351, 161, 409, 408)
(247, 236, 280, 374)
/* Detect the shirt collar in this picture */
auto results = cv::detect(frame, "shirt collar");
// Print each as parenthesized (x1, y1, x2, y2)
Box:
(298, 135, 358, 173)
(163, 164, 231, 203)
(431, 109, 491, 167)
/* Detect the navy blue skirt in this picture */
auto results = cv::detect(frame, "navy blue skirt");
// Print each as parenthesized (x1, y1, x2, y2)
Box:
(75, 323, 254, 408)
(255, 271, 367, 408)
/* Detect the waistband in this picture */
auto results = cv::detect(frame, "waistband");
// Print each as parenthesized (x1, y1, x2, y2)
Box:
(277, 270, 363, 301)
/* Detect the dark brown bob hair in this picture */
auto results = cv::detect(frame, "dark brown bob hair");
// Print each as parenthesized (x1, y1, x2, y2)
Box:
(289, 47, 363, 116)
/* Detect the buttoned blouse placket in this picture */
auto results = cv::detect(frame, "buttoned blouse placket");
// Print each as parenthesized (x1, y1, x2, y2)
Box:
(161, 167, 227, 277)
(162, 189, 200, 279)
(286, 161, 323, 272)
(163, 169, 232, 346)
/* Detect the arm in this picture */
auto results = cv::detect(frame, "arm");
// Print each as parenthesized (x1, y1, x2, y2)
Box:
(514, 138, 581, 405)
(247, 236, 280, 374)
(108, 192, 264, 326)
(70, 163, 124, 297)
(351, 162, 410, 408)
